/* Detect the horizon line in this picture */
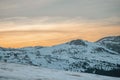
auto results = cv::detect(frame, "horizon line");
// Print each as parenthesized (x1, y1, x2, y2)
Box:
(0, 35, 119, 48)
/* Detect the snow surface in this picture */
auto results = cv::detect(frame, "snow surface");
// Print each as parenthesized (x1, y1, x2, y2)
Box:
(0, 62, 120, 80)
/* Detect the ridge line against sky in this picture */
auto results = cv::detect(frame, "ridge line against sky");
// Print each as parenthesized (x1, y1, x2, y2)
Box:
(0, 0, 120, 48)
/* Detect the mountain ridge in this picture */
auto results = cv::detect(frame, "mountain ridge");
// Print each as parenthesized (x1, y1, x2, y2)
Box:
(0, 36, 120, 77)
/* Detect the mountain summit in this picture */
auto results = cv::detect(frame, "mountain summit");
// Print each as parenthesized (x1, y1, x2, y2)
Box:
(96, 36, 120, 53)
(66, 39, 88, 46)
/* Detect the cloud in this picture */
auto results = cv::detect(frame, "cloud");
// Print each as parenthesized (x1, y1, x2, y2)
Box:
(0, 0, 120, 48)
(0, 0, 120, 19)
(0, 0, 56, 9)
(0, 16, 120, 32)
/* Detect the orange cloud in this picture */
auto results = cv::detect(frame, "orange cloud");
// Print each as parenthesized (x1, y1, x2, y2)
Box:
(0, 17, 120, 48)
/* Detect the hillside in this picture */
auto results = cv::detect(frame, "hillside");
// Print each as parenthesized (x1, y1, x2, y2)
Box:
(0, 36, 120, 77)
(0, 62, 120, 80)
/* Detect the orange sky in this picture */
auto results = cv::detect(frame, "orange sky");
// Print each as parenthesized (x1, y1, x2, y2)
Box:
(0, 0, 120, 48)
(0, 19, 120, 48)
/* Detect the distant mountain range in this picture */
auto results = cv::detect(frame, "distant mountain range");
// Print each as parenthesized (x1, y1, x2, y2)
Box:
(0, 36, 120, 77)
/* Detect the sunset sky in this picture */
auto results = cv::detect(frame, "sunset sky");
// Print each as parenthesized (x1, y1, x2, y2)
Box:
(0, 0, 120, 48)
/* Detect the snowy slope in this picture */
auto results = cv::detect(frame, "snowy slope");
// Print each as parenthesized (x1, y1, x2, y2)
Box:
(0, 62, 120, 80)
(96, 36, 120, 53)
(0, 36, 120, 77)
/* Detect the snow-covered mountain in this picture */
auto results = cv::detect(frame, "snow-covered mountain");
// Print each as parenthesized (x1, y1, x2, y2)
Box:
(0, 62, 120, 80)
(0, 36, 120, 77)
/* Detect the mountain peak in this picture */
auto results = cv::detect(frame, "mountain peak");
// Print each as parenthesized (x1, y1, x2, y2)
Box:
(66, 39, 87, 46)
(96, 36, 120, 42)
(96, 36, 120, 53)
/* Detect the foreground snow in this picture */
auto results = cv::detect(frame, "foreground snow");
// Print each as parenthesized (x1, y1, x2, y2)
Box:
(0, 62, 119, 80)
